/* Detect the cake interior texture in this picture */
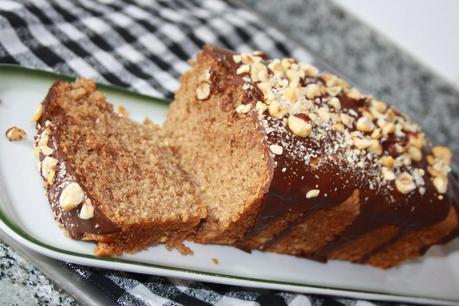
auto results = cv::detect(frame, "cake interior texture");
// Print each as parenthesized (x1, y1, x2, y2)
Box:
(35, 79, 206, 256)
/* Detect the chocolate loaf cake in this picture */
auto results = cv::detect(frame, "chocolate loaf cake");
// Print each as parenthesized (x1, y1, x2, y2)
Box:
(165, 45, 459, 268)
(34, 79, 206, 256)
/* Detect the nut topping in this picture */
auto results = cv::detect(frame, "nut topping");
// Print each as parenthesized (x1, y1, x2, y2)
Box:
(268, 100, 287, 119)
(59, 182, 85, 211)
(432, 146, 452, 164)
(41, 156, 59, 184)
(269, 144, 283, 155)
(79, 198, 94, 220)
(356, 117, 374, 132)
(196, 82, 211, 100)
(306, 189, 320, 199)
(381, 167, 396, 181)
(395, 172, 416, 194)
(5, 127, 26, 141)
(433, 176, 447, 194)
(408, 146, 422, 162)
(31, 104, 43, 122)
(236, 103, 252, 114)
(288, 115, 312, 137)
(231, 50, 455, 199)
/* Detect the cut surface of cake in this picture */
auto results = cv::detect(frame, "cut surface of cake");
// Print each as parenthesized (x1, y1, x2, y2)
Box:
(165, 45, 459, 268)
(34, 79, 206, 256)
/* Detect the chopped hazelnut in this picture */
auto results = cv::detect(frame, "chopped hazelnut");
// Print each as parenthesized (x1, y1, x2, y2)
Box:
(327, 86, 342, 97)
(270, 144, 283, 155)
(286, 69, 300, 87)
(321, 74, 337, 87)
(433, 176, 448, 194)
(79, 198, 94, 219)
(340, 113, 353, 127)
(38, 128, 50, 147)
(59, 182, 85, 211)
(236, 64, 250, 75)
(41, 156, 59, 184)
(268, 100, 287, 119)
(250, 62, 268, 82)
(369, 140, 382, 155)
(31, 104, 43, 122)
(328, 97, 341, 110)
(232, 55, 242, 63)
(304, 84, 320, 99)
(283, 87, 298, 102)
(395, 172, 416, 194)
(334, 123, 344, 131)
(353, 137, 373, 150)
(432, 146, 452, 164)
(268, 59, 283, 73)
(347, 88, 363, 100)
(257, 81, 272, 96)
(381, 167, 396, 181)
(288, 115, 312, 137)
(317, 108, 331, 122)
(380, 155, 394, 168)
(306, 189, 320, 199)
(371, 128, 382, 139)
(370, 99, 387, 113)
(409, 134, 425, 149)
(236, 103, 252, 114)
(255, 101, 268, 116)
(5, 127, 26, 141)
(408, 146, 422, 162)
(356, 117, 374, 132)
(40, 146, 54, 156)
(196, 82, 211, 100)
(378, 120, 395, 135)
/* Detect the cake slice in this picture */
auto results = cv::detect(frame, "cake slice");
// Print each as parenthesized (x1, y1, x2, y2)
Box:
(34, 79, 206, 256)
(165, 45, 459, 268)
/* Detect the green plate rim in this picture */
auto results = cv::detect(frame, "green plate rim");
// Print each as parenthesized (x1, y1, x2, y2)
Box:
(0, 63, 170, 106)
(0, 63, 456, 304)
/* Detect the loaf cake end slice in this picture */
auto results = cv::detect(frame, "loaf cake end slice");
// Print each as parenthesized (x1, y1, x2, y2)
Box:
(34, 79, 206, 256)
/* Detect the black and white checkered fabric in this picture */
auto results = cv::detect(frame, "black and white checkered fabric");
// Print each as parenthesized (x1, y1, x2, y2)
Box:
(0, 0, 413, 305)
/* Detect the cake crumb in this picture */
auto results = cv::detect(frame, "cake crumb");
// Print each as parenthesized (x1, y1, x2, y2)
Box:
(212, 258, 219, 265)
(5, 127, 26, 141)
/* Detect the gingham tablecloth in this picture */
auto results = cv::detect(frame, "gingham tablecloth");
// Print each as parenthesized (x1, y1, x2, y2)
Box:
(0, 0, 414, 305)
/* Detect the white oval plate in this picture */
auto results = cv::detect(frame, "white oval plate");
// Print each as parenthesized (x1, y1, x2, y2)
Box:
(1, 65, 458, 305)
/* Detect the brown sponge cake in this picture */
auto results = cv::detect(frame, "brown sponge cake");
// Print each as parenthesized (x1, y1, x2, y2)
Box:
(165, 47, 271, 244)
(34, 79, 206, 256)
(165, 45, 459, 268)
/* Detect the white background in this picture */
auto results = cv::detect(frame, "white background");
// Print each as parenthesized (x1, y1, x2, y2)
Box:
(334, 0, 459, 88)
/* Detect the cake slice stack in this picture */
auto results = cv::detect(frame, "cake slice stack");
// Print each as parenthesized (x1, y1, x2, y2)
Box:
(165, 45, 459, 268)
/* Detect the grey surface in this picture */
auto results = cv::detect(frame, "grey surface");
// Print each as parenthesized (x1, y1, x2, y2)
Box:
(1, 0, 459, 305)
(0, 238, 78, 305)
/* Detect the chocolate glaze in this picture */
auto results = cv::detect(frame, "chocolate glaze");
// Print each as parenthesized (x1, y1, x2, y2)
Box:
(36, 82, 120, 239)
(203, 45, 459, 262)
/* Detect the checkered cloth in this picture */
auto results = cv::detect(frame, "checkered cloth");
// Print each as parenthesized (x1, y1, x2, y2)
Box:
(0, 0, 414, 305)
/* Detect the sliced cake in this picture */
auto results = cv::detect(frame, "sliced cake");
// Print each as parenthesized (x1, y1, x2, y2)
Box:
(34, 79, 206, 256)
(165, 45, 459, 268)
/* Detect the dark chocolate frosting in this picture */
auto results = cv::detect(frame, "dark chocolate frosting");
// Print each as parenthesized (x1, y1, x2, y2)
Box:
(36, 83, 119, 239)
(204, 45, 459, 261)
